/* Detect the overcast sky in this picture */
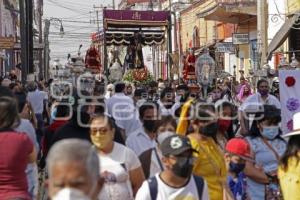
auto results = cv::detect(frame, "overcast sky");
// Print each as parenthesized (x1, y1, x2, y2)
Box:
(43, 0, 121, 64)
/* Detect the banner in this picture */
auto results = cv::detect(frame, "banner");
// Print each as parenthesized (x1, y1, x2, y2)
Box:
(103, 10, 169, 26)
(279, 70, 300, 134)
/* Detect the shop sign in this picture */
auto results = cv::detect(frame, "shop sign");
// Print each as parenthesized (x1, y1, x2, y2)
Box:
(0, 37, 15, 49)
(216, 42, 235, 53)
(232, 33, 249, 45)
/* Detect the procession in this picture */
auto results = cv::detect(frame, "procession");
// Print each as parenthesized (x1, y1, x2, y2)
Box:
(1, 0, 300, 200)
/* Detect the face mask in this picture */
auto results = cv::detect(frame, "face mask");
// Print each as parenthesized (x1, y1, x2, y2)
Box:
(164, 102, 174, 109)
(259, 90, 269, 96)
(172, 156, 194, 178)
(157, 131, 174, 145)
(143, 120, 157, 132)
(53, 188, 91, 200)
(218, 119, 231, 132)
(261, 126, 279, 140)
(91, 132, 113, 149)
(244, 91, 249, 95)
(199, 122, 218, 137)
(229, 162, 245, 174)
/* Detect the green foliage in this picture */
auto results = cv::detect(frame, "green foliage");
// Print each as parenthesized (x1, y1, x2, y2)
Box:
(123, 69, 154, 86)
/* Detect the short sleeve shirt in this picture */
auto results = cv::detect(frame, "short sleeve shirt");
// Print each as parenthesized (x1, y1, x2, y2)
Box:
(98, 142, 141, 200)
(278, 157, 300, 200)
(135, 174, 210, 200)
(0, 131, 33, 200)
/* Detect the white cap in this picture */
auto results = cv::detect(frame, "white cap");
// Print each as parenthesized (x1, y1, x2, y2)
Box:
(284, 112, 300, 137)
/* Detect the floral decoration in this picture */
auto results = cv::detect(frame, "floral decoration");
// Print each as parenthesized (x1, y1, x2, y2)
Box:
(286, 98, 300, 112)
(285, 76, 296, 87)
(123, 68, 154, 86)
(287, 119, 293, 132)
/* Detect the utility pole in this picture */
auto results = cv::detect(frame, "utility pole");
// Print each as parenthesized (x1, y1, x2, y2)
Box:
(44, 19, 50, 80)
(95, 10, 100, 31)
(38, 0, 43, 80)
(257, 0, 268, 69)
(168, 0, 172, 80)
(26, 0, 34, 75)
(112, 0, 115, 9)
(19, 0, 27, 83)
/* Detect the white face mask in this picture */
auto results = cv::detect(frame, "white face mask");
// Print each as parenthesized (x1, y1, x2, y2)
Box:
(53, 188, 91, 200)
(157, 131, 175, 145)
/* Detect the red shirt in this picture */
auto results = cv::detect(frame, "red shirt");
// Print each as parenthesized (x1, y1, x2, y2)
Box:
(0, 131, 33, 200)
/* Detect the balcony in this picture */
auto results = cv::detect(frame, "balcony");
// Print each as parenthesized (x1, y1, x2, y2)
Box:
(197, 0, 257, 24)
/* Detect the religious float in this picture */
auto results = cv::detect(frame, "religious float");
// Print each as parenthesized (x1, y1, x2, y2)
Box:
(98, 9, 171, 84)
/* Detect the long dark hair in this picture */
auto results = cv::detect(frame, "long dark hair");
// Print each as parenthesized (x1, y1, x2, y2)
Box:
(280, 135, 300, 171)
(195, 108, 218, 144)
(0, 96, 20, 130)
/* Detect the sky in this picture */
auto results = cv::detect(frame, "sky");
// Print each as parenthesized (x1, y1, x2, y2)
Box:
(43, 0, 121, 65)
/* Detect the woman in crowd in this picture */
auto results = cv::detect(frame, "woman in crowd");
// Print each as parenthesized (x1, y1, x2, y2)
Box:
(188, 107, 229, 200)
(236, 84, 252, 105)
(139, 115, 176, 178)
(41, 101, 69, 164)
(244, 105, 287, 200)
(0, 87, 37, 200)
(90, 114, 145, 200)
(216, 101, 235, 150)
(278, 113, 300, 199)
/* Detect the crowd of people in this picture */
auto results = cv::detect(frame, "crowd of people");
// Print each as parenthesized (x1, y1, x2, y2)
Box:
(0, 73, 299, 200)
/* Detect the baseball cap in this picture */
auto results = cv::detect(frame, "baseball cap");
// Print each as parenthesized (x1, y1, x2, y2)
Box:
(225, 138, 254, 162)
(160, 135, 196, 156)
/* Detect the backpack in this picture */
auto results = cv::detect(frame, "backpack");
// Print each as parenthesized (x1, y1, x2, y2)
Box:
(148, 175, 204, 200)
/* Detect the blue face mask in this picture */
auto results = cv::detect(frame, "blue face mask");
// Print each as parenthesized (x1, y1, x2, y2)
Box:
(229, 162, 245, 174)
(261, 126, 279, 140)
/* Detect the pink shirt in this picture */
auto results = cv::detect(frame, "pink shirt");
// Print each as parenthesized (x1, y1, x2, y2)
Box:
(0, 131, 33, 200)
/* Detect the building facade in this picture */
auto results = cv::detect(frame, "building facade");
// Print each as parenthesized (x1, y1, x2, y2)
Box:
(0, 0, 18, 77)
(179, 0, 257, 80)
(287, 0, 300, 16)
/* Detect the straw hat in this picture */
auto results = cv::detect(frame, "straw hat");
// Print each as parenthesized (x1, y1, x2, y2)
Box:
(284, 112, 300, 137)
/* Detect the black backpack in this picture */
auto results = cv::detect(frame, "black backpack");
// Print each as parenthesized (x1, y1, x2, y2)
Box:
(147, 175, 204, 200)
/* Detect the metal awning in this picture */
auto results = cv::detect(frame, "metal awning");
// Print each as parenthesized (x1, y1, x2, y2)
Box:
(196, 3, 256, 24)
(267, 14, 300, 60)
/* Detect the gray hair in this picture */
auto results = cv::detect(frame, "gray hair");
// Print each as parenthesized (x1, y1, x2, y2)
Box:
(47, 139, 100, 181)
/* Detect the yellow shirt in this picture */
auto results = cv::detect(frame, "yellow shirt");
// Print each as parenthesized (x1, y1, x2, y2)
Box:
(189, 136, 227, 200)
(278, 157, 300, 200)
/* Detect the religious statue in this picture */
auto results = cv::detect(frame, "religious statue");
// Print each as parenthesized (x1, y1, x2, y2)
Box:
(85, 44, 101, 73)
(134, 31, 144, 69)
(195, 49, 216, 85)
(109, 59, 123, 82)
(124, 46, 135, 70)
(183, 48, 196, 83)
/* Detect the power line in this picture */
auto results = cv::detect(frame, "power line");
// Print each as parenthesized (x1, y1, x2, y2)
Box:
(45, 0, 91, 14)
(47, 0, 92, 11)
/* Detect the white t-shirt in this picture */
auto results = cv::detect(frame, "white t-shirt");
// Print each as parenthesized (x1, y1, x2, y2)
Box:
(105, 93, 140, 137)
(149, 146, 164, 178)
(116, 107, 142, 138)
(157, 100, 180, 117)
(126, 127, 156, 156)
(240, 93, 281, 111)
(27, 89, 48, 114)
(98, 142, 141, 200)
(135, 174, 210, 200)
(106, 93, 134, 116)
